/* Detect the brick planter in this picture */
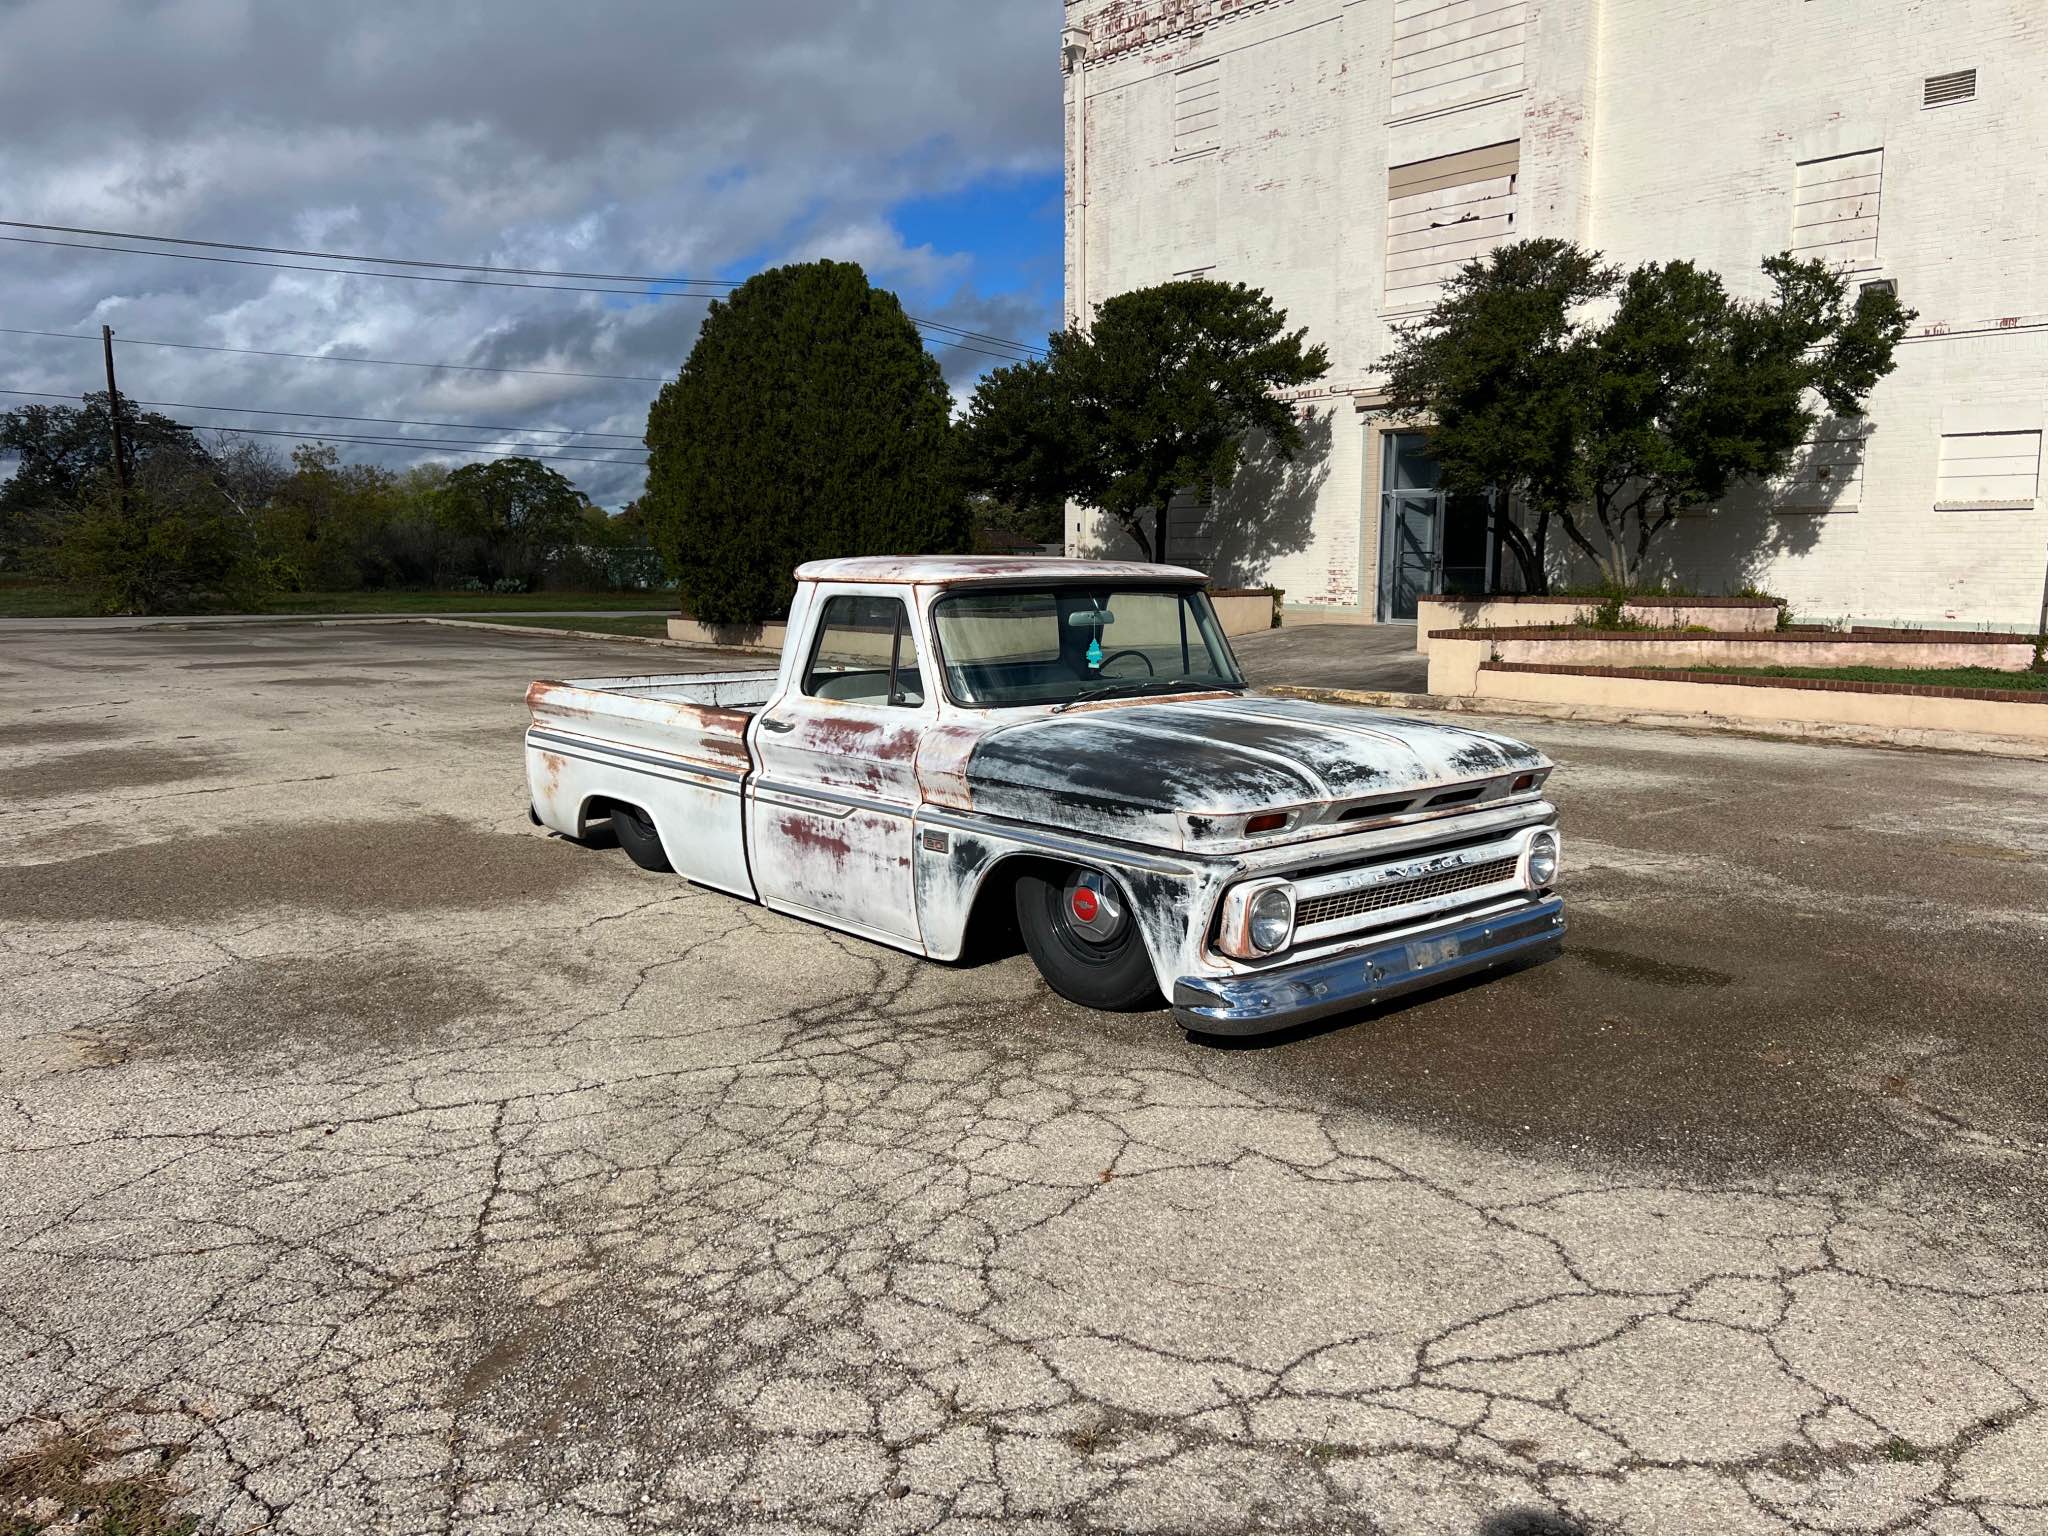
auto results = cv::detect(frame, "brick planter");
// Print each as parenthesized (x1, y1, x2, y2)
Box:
(1414, 594, 1780, 654)
(1470, 662, 2048, 746)
(1428, 627, 2039, 695)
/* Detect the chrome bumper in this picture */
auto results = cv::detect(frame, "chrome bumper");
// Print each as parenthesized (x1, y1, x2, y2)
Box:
(1170, 897, 1565, 1035)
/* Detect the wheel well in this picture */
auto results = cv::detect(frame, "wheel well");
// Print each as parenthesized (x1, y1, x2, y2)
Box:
(958, 854, 1152, 966)
(576, 794, 627, 839)
(957, 854, 1066, 964)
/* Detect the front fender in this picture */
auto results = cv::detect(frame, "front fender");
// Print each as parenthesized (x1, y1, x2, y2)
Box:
(910, 810, 1225, 994)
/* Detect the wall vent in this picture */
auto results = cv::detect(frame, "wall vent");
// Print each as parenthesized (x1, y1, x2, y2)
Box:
(1923, 68, 1976, 107)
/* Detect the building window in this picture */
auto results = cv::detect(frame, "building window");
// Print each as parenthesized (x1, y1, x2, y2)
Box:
(1936, 429, 2041, 510)
(1774, 420, 1869, 514)
(1390, 0, 1527, 121)
(1385, 141, 1519, 313)
(1923, 68, 1976, 108)
(1792, 148, 1882, 268)
(1172, 59, 1220, 158)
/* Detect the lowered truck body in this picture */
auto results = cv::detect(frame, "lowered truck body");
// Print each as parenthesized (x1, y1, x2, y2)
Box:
(526, 557, 1563, 1033)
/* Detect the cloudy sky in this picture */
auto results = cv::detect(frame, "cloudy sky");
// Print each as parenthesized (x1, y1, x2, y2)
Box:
(0, 0, 1063, 507)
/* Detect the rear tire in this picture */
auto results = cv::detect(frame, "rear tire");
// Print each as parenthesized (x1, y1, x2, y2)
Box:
(1014, 866, 1161, 1012)
(609, 803, 673, 872)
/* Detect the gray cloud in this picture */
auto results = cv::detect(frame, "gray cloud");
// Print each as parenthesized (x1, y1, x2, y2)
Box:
(0, 0, 1062, 506)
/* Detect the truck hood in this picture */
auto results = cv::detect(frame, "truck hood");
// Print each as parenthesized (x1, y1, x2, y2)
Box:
(962, 693, 1549, 848)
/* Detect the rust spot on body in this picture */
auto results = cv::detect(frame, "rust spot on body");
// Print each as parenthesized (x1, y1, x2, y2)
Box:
(777, 814, 852, 864)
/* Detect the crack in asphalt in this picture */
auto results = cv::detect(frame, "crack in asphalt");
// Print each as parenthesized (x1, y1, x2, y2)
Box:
(6, 873, 2045, 1534)
(4, 626, 2045, 1534)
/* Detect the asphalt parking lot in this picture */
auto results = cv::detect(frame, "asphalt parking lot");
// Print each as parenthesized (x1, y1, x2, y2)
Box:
(3, 620, 2045, 1534)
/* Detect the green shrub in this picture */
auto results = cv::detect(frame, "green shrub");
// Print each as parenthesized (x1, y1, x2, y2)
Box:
(60, 486, 276, 615)
(643, 260, 966, 625)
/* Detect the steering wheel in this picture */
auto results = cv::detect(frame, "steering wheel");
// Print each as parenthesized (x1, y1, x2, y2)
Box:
(1096, 649, 1155, 677)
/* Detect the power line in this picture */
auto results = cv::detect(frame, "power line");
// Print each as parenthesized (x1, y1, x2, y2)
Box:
(0, 325, 667, 382)
(0, 385, 641, 443)
(191, 422, 646, 464)
(0, 233, 720, 300)
(0, 219, 1048, 354)
(0, 220, 734, 288)
(0, 218, 1049, 359)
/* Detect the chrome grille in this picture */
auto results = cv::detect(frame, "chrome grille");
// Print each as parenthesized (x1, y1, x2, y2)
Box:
(1295, 855, 1519, 928)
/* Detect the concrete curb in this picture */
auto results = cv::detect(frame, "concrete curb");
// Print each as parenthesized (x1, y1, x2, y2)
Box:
(406, 617, 705, 648)
(1266, 684, 2048, 761)
(0, 610, 678, 633)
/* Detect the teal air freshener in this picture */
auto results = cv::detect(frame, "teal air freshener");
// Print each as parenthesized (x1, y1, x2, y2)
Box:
(1086, 636, 1103, 669)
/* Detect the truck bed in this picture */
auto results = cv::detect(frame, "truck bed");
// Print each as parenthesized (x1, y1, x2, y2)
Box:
(525, 669, 777, 782)
(537, 670, 780, 709)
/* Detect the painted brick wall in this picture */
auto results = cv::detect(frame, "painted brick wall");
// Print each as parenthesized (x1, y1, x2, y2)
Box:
(1064, 0, 2048, 627)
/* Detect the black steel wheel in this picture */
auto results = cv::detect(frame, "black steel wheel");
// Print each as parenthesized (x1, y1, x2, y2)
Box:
(1014, 866, 1161, 1012)
(609, 803, 673, 873)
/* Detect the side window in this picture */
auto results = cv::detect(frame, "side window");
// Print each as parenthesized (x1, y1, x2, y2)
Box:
(803, 594, 925, 707)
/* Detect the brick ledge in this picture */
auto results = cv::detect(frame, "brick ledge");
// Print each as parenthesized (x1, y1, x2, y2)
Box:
(1480, 661, 2048, 705)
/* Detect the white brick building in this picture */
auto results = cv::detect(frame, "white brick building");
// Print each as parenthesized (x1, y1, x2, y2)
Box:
(1060, 0, 2048, 629)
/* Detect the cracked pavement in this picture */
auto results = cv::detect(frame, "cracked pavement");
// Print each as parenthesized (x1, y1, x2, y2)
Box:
(2, 621, 2045, 1534)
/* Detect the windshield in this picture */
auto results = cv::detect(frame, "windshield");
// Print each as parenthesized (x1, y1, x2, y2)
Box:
(931, 585, 1246, 709)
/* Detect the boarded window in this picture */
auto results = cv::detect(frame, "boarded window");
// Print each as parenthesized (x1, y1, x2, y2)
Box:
(1172, 59, 1220, 157)
(1391, 0, 1527, 120)
(1385, 140, 1518, 312)
(1936, 430, 2041, 509)
(1774, 420, 1869, 514)
(1792, 149, 1882, 267)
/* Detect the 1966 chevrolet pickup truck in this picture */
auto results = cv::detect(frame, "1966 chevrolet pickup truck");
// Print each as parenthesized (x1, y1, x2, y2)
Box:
(525, 557, 1562, 1034)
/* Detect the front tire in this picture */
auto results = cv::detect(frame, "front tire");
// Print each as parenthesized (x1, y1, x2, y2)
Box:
(1014, 866, 1161, 1012)
(609, 803, 673, 872)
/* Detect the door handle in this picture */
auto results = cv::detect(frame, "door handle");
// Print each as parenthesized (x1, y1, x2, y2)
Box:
(760, 717, 794, 734)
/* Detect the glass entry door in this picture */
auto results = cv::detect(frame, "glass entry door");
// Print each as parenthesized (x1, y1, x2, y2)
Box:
(1384, 492, 1440, 623)
(1377, 431, 1497, 621)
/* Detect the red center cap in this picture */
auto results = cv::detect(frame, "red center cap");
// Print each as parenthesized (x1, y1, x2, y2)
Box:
(1070, 887, 1099, 922)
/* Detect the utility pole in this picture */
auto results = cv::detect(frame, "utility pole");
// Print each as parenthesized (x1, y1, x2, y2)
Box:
(101, 324, 130, 507)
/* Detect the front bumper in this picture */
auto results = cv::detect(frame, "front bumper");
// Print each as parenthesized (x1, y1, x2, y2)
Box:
(1170, 897, 1565, 1035)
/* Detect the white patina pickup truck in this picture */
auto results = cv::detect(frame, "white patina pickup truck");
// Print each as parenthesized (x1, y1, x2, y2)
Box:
(525, 557, 1563, 1034)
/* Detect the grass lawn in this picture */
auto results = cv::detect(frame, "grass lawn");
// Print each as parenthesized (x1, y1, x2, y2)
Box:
(0, 578, 678, 619)
(1641, 662, 2048, 692)
(462, 614, 676, 640)
(0, 579, 99, 617)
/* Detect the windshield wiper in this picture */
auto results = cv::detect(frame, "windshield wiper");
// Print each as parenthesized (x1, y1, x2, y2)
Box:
(1050, 676, 1243, 713)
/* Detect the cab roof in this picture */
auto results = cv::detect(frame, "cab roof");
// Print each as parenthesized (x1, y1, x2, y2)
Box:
(795, 555, 1208, 586)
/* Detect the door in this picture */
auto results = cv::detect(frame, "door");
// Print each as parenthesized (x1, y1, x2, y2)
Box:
(746, 590, 930, 947)
(1378, 430, 1498, 619)
(1379, 431, 1440, 621)
(1384, 491, 1439, 622)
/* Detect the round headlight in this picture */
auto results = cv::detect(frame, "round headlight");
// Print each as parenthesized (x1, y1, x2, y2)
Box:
(1526, 831, 1560, 889)
(1248, 887, 1295, 953)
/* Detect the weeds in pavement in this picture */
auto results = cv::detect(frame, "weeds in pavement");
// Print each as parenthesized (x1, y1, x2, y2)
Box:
(0, 1421, 195, 1536)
